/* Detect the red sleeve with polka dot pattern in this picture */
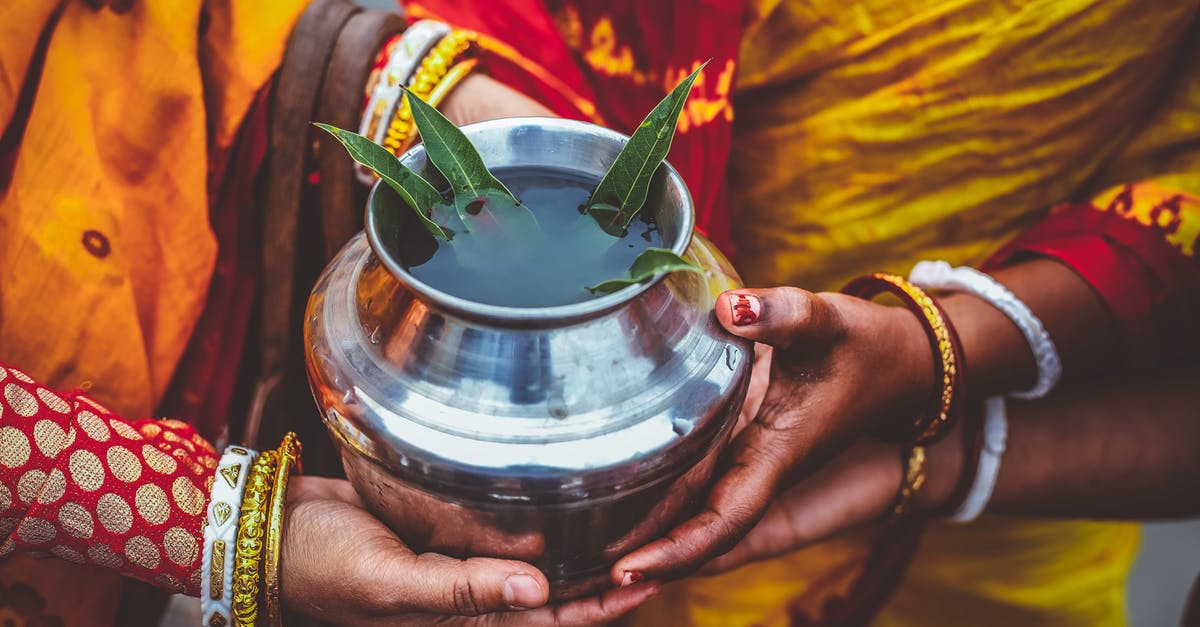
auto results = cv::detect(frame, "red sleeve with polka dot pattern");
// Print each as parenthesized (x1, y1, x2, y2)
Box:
(0, 362, 218, 596)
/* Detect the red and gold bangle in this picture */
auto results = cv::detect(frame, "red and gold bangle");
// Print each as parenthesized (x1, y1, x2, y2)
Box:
(358, 33, 406, 146)
(381, 30, 481, 156)
(842, 273, 967, 444)
(932, 399, 986, 518)
(363, 33, 404, 105)
(891, 444, 928, 516)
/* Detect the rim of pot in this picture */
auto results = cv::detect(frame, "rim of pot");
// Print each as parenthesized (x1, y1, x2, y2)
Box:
(364, 116, 697, 326)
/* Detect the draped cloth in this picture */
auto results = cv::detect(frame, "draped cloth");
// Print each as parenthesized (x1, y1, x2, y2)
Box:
(406, 1, 1200, 625)
(0, 2, 303, 624)
(403, 0, 746, 255)
(0, 0, 1198, 625)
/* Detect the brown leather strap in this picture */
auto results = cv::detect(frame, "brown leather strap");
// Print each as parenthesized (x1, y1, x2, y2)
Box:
(248, 0, 360, 446)
(316, 10, 406, 259)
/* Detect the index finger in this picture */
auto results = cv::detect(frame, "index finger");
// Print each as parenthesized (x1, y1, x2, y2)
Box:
(610, 414, 801, 582)
(491, 582, 661, 626)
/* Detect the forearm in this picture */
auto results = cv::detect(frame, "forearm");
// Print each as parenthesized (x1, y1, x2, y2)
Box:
(919, 367, 1200, 519)
(938, 257, 1122, 399)
(0, 361, 218, 595)
(935, 183, 1200, 401)
(992, 367, 1200, 518)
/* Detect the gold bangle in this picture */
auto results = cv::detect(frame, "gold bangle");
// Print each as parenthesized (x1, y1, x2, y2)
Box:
(892, 445, 928, 516)
(409, 30, 478, 98)
(381, 59, 478, 157)
(264, 433, 303, 627)
(381, 30, 480, 155)
(425, 58, 479, 109)
(841, 273, 965, 444)
(232, 450, 277, 627)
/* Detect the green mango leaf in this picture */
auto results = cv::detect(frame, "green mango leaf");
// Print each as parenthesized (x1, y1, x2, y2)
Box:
(312, 123, 450, 240)
(403, 89, 542, 240)
(585, 63, 706, 236)
(588, 247, 702, 293)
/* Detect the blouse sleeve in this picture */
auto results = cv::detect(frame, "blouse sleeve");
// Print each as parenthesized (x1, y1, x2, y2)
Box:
(0, 361, 218, 596)
(984, 181, 1200, 367)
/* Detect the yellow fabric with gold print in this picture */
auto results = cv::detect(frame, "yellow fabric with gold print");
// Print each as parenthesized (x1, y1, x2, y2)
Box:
(632, 0, 1200, 625)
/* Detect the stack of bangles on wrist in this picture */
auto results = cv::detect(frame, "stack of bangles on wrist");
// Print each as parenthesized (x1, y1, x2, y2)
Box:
(841, 273, 968, 518)
(908, 260, 1060, 522)
(201, 433, 303, 627)
(356, 20, 480, 185)
(841, 264, 1061, 522)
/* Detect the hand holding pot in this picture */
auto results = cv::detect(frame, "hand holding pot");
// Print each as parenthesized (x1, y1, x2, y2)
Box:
(281, 476, 659, 626)
(612, 287, 937, 581)
(699, 439, 903, 575)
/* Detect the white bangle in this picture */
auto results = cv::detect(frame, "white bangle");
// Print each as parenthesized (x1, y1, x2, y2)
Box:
(909, 260, 1062, 400)
(949, 396, 1008, 523)
(356, 19, 452, 186)
(201, 446, 258, 627)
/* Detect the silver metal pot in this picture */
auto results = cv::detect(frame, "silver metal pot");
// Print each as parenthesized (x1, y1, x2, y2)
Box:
(304, 117, 753, 599)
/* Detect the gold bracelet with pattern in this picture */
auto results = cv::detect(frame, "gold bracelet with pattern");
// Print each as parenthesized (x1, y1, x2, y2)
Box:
(231, 450, 278, 627)
(264, 433, 303, 627)
(381, 29, 481, 155)
(841, 273, 966, 444)
(892, 444, 928, 516)
(425, 58, 479, 109)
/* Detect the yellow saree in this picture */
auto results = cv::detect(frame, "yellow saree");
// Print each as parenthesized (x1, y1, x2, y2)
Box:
(632, 0, 1199, 625)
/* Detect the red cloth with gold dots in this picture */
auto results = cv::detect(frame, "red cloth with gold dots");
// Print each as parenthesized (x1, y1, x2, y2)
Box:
(0, 362, 217, 596)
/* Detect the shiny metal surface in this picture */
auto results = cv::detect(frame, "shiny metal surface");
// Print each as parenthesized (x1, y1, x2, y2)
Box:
(304, 117, 753, 598)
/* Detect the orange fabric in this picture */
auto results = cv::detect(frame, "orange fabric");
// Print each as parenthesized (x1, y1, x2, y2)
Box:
(0, 3, 303, 625)
(0, 0, 305, 418)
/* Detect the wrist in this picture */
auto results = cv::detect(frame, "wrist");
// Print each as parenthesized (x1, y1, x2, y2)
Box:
(439, 73, 491, 126)
(835, 276, 960, 442)
(912, 415, 967, 513)
(938, 289, 1037, 397)
(880, 301, 939, 430)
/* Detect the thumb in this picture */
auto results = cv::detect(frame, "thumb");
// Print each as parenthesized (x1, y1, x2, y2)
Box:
(392, 552, 551, 615)
(715, 288, 844, 352)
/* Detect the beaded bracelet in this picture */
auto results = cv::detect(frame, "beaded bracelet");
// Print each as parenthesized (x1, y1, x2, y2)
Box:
(201, 446, 258, 627)
(357, 20, 453, 185)
(231, 450, 278, 627)
(380, 29, 481, 156)
(931, 398, 986, 519)
(424, 58, 479, 109)
(909, 260, 1062, 400)
(263, 433, 303, 627)
(842, 273, 967, 444)
(381, 57, 479, 154)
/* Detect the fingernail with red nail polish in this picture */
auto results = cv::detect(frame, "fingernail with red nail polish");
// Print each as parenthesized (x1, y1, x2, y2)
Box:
(620, 571, 644, 587)
(729, 293, 761, 326)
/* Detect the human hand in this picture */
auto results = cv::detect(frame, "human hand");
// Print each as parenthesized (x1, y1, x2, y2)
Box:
(700, 439, 900, 574)
(612, 287, 938, 582)
(439, 74, 556, 126)
(282, 476, 659, 626)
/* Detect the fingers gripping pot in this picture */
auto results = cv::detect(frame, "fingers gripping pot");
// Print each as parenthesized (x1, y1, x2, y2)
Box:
(303, 118, 753, 599)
